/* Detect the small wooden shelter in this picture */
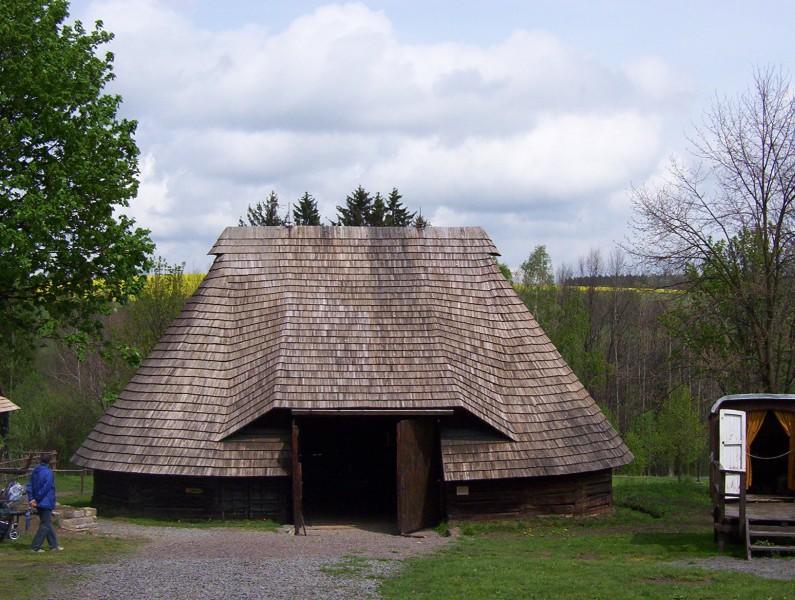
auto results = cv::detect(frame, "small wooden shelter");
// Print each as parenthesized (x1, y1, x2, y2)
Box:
(74, 226, 631, 533)
(709, 394, 795, 558)
(0, 395, 20, 457)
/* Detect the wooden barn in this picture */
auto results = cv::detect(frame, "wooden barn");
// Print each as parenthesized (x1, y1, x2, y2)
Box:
(73, 226, 632, 533)
(710, 394, 795, 557)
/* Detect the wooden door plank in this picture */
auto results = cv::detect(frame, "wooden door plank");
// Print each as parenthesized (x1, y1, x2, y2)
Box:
(396, 418, 439, 534)
(291, 417, 305, 535)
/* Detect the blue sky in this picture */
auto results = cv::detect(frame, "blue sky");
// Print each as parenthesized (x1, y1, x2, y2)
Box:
(69, 0, 795, 272)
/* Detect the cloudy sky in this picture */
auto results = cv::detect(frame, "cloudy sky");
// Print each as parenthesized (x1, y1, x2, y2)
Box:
(70, 0, 795, 272)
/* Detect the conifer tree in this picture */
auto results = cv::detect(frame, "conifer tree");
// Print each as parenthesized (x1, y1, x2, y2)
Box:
(413, 212, 430, 229)
(368, 193, 387, 226)
(335, 186, 373, 225)
(384, 188, 415, 226)
(239, 191, 283, 226)
(292, 192, 321, 225)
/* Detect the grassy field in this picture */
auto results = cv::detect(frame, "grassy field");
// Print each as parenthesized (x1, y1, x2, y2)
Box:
(6, 474, 792, 598)
(382, 477, 794, 600)
(0, 527, 141, 599)
(55, 471, 93, 506)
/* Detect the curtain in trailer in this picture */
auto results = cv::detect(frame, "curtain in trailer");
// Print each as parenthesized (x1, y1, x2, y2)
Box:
(745, 411, 766, 489)
(773, 411, 795, 491)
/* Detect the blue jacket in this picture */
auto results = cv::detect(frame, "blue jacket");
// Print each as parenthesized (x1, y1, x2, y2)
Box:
(26, 464, 56, 510)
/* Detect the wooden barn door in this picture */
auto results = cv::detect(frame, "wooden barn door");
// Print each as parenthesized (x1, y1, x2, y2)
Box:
(396, 418, 440, 534)
(291, 418, 306, 535)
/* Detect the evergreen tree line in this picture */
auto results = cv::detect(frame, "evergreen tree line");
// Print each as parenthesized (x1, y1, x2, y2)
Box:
(238, 186, 429, 228)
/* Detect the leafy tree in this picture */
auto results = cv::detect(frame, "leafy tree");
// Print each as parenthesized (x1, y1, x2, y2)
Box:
(292, 192, 321, 225)
(384, 188, 415, 226)
(519, 245, 555, 319)
(369, 192, 387, 226)
(239, 191, 283, 226)
(631, 70, 795, 392)
(123, 258, 191, 358)
(621, 411, 659, 475)
(335, 186, 373, 225)
(0, 0, 154, 390)
(496, 261, 513, 283)
(655, 387, 704, 479)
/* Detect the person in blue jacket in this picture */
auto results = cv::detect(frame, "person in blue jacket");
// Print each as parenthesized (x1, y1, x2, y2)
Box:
(26, 454, 62, 552)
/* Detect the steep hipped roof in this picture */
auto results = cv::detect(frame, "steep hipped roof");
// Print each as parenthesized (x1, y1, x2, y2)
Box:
(0, 395, 20, 413)
(74, 226, 631, 480)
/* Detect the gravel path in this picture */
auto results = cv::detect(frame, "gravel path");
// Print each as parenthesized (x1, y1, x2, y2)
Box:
(51, 520, 450, 600)
(675, 556, 795, 581)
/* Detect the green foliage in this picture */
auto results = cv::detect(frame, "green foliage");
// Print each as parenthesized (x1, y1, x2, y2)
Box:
(122, 258, 192, 357)
(239, 190, 284, 226)
(0, 0, 154, 382)
(518, 245, 556, 323)
(384, 188, 415, 226)
(371, 192, 387, 226)
(496, 260, 513, 283)
(0, 529, 140, 600)
(622, 411, 658, 476)
(632, 72, 795, 393)
(413, 213, 430, 229)
(335, 186, 421, 226)
(292, 192, 321, 225)
(383, 477, 795, 600)
(5, 371, 103, 464)
(335, 185, 373, 226)
(655, 387, 705, 479)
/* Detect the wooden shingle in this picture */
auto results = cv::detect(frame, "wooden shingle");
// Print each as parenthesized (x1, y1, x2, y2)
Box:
(73, 226, 632, 480)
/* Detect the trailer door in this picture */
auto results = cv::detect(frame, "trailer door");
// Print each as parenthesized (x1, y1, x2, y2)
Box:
(719, 409, 746, 496)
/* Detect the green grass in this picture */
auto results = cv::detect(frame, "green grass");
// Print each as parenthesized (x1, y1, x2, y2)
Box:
(321, 555, 374, 577)
(99, 513, 281, 531)
(0, 529, 141, 600)
(55, 472, 94, 507)
(381, 476, 794, 600)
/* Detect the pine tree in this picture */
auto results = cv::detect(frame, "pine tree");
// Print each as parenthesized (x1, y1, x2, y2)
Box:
(335, 186, 373, 225)
(384, 188, 415, 226)
(368, 192, 387, 226)
(239, 191, 283, 226)
(293, 192, 321, 225)
(413, 212, 430, 229)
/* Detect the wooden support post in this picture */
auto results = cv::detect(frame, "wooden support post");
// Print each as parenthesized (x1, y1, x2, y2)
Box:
(291, 417, 305, 535)
(80, 469, 85, 496)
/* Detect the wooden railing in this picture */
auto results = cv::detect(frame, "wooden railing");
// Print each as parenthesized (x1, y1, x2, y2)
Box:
(712, 460, 747, 539)
(0, 450, 58, 475)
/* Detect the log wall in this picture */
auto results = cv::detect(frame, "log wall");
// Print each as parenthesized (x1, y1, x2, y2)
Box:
(445, 469, 613, 520)
(92, 470, 290, 521)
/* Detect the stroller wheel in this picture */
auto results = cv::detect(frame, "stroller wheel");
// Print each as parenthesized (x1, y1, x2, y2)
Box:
(9, 529, 19, 541)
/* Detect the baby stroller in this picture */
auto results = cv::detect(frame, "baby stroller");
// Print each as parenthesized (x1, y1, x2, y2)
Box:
(0, 480, 29, 542)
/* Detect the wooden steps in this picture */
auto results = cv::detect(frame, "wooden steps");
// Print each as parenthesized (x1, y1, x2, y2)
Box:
(745, 518, 795, 560)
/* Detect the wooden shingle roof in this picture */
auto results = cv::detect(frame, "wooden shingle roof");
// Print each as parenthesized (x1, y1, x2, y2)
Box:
(73, 226, 631, 480)
(0, 395, 20, 413)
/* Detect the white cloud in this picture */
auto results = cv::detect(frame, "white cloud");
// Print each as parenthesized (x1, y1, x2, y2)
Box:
(75, 1, 689, 270)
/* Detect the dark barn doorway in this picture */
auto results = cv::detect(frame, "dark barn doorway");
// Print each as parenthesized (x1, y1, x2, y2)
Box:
(299, 416, 398, 525)
(292, 415, 443, 534)
(749, 412, 791, 495)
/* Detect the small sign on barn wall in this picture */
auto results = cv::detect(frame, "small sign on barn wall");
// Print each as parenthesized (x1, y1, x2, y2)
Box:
(185, 487, 204, 495)
(456, 485, 469, 496)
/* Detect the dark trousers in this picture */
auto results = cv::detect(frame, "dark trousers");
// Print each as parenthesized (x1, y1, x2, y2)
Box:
(31, 508, 59, 550)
